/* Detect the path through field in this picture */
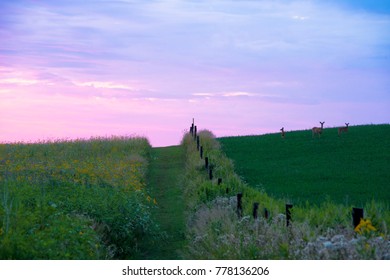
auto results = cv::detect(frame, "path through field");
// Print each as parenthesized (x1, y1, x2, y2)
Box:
(139, 145, 186, 259)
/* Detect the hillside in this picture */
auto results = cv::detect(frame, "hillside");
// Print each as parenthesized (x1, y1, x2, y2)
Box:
(219, 124, 390, 206)
(2, 126, 388, 260)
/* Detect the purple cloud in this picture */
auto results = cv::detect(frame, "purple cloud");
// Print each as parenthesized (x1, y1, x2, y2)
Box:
(0, 0, 389, 146)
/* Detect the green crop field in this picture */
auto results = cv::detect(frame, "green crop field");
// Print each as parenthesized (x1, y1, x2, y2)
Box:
(182, 129, 390, 260)
(219, 124, 390, 206)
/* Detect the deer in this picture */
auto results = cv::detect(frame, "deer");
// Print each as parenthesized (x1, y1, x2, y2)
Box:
(312, 121, 325, 138)
(280, 127, 285, 139)
(338, 123, 349, 136)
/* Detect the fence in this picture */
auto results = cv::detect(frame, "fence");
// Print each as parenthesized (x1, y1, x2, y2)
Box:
(188, 120, 365, 229)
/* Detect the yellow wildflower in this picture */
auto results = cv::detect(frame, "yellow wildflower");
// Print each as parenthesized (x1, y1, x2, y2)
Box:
(355, 218, 377, 235)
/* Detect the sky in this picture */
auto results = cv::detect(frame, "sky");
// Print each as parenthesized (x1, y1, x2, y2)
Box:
(1, 0, 389, 147)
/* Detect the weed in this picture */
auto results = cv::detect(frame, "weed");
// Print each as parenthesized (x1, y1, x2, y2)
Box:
(0, 136, 158, 259)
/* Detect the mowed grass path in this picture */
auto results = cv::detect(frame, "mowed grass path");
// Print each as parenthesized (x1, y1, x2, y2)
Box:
(140, 145, 186, 259)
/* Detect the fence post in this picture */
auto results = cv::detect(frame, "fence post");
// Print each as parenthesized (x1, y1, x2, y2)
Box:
(286, 204, 293, 226)
(352, 207, 364, 228)
(226, 187, 229, 194)
(205, 157, 209, 170)
(217, 178, 222, 185)
(209, 168, 213, 180)
(264, 208, 269, 220)
(196, 136, 200, 150)
(194, 126, 197, 140)
(237, 193, 243, 218)
(200, 146, 203, 159)
(253, 202, 259, 220)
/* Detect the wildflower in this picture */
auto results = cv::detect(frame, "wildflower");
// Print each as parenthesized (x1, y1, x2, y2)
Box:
(355, 218, 377, 235)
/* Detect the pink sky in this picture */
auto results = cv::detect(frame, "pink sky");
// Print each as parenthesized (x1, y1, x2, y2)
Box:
(1, 0, 389, 147)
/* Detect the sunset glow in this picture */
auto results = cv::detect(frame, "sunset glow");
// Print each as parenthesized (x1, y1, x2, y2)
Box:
(1, 0, 389, 146)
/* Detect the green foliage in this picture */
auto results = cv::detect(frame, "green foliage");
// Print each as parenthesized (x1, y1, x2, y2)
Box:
(138, 146, 187, 260)
(0, 136, 158, 259)
(219, 124, 390, 205)
(181, 127, 390, 259)
(181, 132, 244, 209)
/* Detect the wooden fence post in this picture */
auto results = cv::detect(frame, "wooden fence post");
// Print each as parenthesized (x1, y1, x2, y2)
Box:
(286, 204, 293, 226)
(205, 157, 209, 170)
(209, 168, 213, 180)
(237, 193, 243, 218)
(352, 207, 364, 228)
(253, 202, 259, 220)
(194, 126, 197, 140)
(264, 208, 269, 220)
(200, 146, 203, 159)
(217, 178, 222, 185)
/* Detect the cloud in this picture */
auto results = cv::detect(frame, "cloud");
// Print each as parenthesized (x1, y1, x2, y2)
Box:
(192, 91, 257, 98)
(222, 91, 256, 97)
(1, 0, 389, 145)
(0, 77, 39, 85)
(3, 1, 389, 78)
(74, 81, 136, 91)
(292, 15, 308, 20)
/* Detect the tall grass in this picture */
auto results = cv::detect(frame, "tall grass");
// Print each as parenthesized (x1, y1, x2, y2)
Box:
(181, 130, 390, 259)
(0, 136, 158, 259)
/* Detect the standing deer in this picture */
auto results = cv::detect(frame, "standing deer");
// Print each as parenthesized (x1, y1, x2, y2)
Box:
(338, 123, 349, 136)
(280, 127, 285, 139)
(312, 121, 325, 138)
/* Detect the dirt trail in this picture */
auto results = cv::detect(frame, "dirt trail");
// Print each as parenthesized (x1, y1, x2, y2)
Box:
(140, 145, 186, 259)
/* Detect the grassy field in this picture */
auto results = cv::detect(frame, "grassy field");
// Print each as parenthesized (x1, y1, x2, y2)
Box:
(182, 128, 389, 259)
(219, 124, 390, 206)
(0, 136, 158, 259)
(2, 124, 389, 260)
